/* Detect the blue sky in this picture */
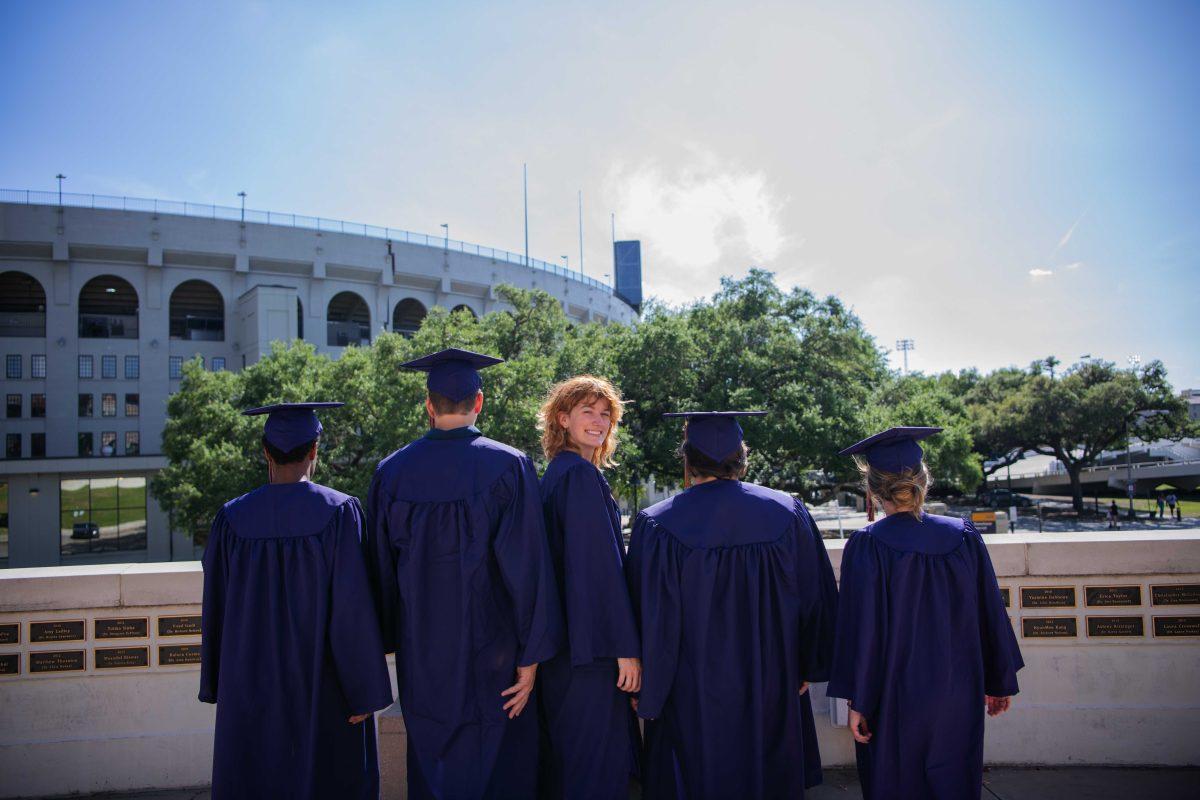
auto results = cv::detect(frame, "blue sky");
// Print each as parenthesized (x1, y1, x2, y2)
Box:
(1, 0, 1196, 386)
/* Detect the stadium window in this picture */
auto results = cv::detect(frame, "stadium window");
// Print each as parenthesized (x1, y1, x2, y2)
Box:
(5, 434, 19, 459)
(6, 355, 21, 379)
(125, 431, 140, 455)
(31, 354, 46, 378)
(6, 394, 20, 419)
(78, 355, 94, 379)
(169, 356, 183, 379)
(100, 431, 117, 457)
(31, 432, 45, 458)
(101, 354, 117, 379)
(212, 356, 226, 372)
(125, 393, 140, 417)
(125, 355, 139, 379)
(31, 394, 45, 418)
(101, 393, 117, 417)
(78, 394, 93, 417)
(77, 432, 94, 457)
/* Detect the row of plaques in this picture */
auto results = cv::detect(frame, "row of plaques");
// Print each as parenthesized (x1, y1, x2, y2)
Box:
(0, 645, 200, 676)
(1019, 615, 1200, 638)
(999, 583, 1200, 610)
(0, 615, 201, 645)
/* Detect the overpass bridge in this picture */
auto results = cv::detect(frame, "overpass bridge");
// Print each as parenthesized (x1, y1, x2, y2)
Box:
(988, 458, 1200, 494)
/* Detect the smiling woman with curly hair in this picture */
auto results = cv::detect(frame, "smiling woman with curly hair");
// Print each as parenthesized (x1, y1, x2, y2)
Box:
(535, 375, 641, 799)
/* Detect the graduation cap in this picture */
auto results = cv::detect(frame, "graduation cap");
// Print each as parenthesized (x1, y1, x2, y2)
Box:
(243, 402, 344, 452)
(838, 426, 942, 473)
(401, 348, 504, 402)
(663, 411, 767, 461)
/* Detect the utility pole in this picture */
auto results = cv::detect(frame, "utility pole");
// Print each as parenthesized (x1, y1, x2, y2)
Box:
(578, 190, 584, 275)
(523, 164, 529, 266)
(896, 338, 915, 374)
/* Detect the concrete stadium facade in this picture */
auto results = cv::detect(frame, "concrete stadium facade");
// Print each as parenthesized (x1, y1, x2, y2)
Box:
(0, 196, 638, 568)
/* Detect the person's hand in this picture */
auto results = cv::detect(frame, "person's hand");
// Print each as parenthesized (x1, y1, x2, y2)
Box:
(629, 697, 639, 712)
(985, 695, 1011, 717)
(348, 713, 371, 724)
(617, 657, 642, 693)
(501, 663, 538, 719)
(799, 681, 810, 695)
(849, 709, 872, 744)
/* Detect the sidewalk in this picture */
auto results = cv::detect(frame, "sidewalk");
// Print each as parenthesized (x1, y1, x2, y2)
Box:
(37, 767, 1200, 799)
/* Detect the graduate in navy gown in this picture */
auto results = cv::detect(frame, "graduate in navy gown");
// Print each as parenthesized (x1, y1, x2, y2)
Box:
(626, 411, 838, 800)
(827, 427, 1024, 800)
(200, 402, 394, 800)
(366, 349, 563, 800)
(535, 376, 642, 799)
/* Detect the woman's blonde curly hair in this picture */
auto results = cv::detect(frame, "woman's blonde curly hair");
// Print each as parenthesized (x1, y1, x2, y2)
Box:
(855, 457, 932, 520)
(538, 375, 624, 468)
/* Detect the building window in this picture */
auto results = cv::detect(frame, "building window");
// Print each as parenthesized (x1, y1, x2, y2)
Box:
(6, 355, 20, 379)
(6, 394, 20, 418)
(78, 394, 93, 417)
(31, 354, 46, 378)
(78, 355, 94, 379)
(125, 431, 140, 455)
(60, 476, 147, 556)
(31, 394, 45, 418)
(212, 356, 226, 372)
(169, 280, 225, 341)
(78, 275, 139, 339)
(101, 393, 117, 417)
(5, 434, 19, 459)
(125, 355, 139, 379)
(169, 356, 183, 379)
(100, 431, 117, 457)
(125, 393, 140, 417)
(31, 432, 45, 458)
(77, 432, 93, 456)
(0, 481, 6, 562)
(101, 354, 117, 379)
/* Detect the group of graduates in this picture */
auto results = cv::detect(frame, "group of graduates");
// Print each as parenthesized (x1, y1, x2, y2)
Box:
(199, 348, 1025, 800)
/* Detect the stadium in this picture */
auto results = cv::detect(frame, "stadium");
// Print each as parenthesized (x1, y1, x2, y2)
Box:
(0, 190, 643, 568)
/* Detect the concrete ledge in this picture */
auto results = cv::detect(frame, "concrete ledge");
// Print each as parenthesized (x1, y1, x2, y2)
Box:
(0, 563, 203, 612)
(121, 563, 204, 607)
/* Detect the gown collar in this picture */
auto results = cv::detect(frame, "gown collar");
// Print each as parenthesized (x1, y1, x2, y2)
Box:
(424, 425, 483, 441)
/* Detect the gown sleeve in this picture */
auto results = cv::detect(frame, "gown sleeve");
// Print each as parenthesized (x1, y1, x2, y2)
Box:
(365, 470, 399, 654)
(794, 500, 839, 682)
(625, 512, 681, 720)
(967, 521, 1024, 697)
(199, 509, 230, 704)
(556, 464, 641, 664)
(328, 498, 396, 715)
(493, 456, 564, 666)
(826, 532, 888, 721)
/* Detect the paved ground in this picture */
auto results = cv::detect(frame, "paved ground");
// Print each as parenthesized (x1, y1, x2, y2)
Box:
(37, 768, 1200, 799)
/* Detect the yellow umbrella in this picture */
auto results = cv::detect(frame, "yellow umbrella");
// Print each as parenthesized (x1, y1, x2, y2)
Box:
(1155, 483, 1177, 491)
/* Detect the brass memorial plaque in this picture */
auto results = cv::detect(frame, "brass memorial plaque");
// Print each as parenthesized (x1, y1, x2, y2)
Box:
(95, 646, 150, 669)
(29, 620, 86, 643)
(1020, 587, 1077, 609)
(1152, 616, 1200, 637)
(1000, 588, 1011, 608)
(0, 653, 18, 675)
(1021, 617, 1078, 638)
(1086, 616, 1145, 637)
(0, 623, 19, 645)
(95, 617, 149, 640)
(1150, 585, 1200, 606)
(1085, 586, 1142, 607)
(159, 644, 201, 666)
(157, 615, 202, 637)
(29, 650, 86, 673)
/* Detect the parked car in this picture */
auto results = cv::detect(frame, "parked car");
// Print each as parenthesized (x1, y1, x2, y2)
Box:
(71, 522, 100, 540)
(977, 489, 1034, 508)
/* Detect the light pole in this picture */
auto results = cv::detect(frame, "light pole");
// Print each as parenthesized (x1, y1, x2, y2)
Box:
(440, 224, 449, 250)
(237, 191, 246, 223)
(55, 174, 66, 206)
(896, 339, 915, 374)
(560, 255, 569, 271)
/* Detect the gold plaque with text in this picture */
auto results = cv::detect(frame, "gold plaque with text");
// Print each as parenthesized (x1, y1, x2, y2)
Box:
(29, 650, 86, 673)
(0, 623, 19, 645)
(1150, 585, 1200, 606)
(1021, 617, 1078, 638)
(1085, 586, 1142, 607)
(159, 644, 202, 666)
(0, 653, 19, 675)
(95, 646, 150, 669)
(1086, 616, 1145, 637)
(1020, 587, 1076, 609)
(29, 620, 86, 643)
(95, 617, 149, 640)
(1152, 616, 1200, 637)
(157, 616, 202, 637)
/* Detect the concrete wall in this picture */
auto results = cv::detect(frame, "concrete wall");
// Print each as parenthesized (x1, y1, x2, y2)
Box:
(1, 532, 1198, 797)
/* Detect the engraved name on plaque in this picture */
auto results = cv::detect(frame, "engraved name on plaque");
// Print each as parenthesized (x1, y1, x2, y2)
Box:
(1085, 586, 1142, 607)
(159, 644, 202, 666)
(157, 615, 202, 637)
(1150, 585, 1200, 606)
(29, 650, 86, 673)
(0, 623, 19, 645)
(0, 653, 18, 675)
(1020, 587, 1077, 609)
(1152, 616, 1200, 637)
(95, 617, 149, 640)
(1086, 616, 1145, 637)
(1021, 617, 1078, 638)
(29, 620, 86, 643)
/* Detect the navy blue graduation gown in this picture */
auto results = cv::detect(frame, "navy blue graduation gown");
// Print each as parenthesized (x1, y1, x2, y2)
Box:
(199, 481, 394, 800)
(537, 451, 641, 799)
(367, 426, 563, 800)
(626, 479, 838, 800)
(827, 513, 1024, 800)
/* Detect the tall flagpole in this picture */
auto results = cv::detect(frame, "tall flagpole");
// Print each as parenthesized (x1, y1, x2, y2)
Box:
(578, 190, 584, 275)
(523, 163, 529, 266)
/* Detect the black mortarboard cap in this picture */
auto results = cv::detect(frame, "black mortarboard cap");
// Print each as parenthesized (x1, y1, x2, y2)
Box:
(243, 401, 345, 452)
(664, 410, 767, 461)
(400, 348, 504, 402)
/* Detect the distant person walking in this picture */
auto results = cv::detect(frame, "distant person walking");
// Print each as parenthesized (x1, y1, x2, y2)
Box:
(1157, 494, 1166, 521)
(1166, 493, 1179, 520)
(1107, 501, 1120, 530)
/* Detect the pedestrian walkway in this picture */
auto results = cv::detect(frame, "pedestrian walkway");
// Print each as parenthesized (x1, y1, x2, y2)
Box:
(38, 767, 1200, 799)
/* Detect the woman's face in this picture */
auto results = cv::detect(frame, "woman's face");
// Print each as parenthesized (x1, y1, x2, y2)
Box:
(558, 396, 612, 453)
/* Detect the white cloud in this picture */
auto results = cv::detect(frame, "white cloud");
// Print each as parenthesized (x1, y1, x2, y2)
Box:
(1029, 268, 1054, 277)
(1054, 210, 1088, 254)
